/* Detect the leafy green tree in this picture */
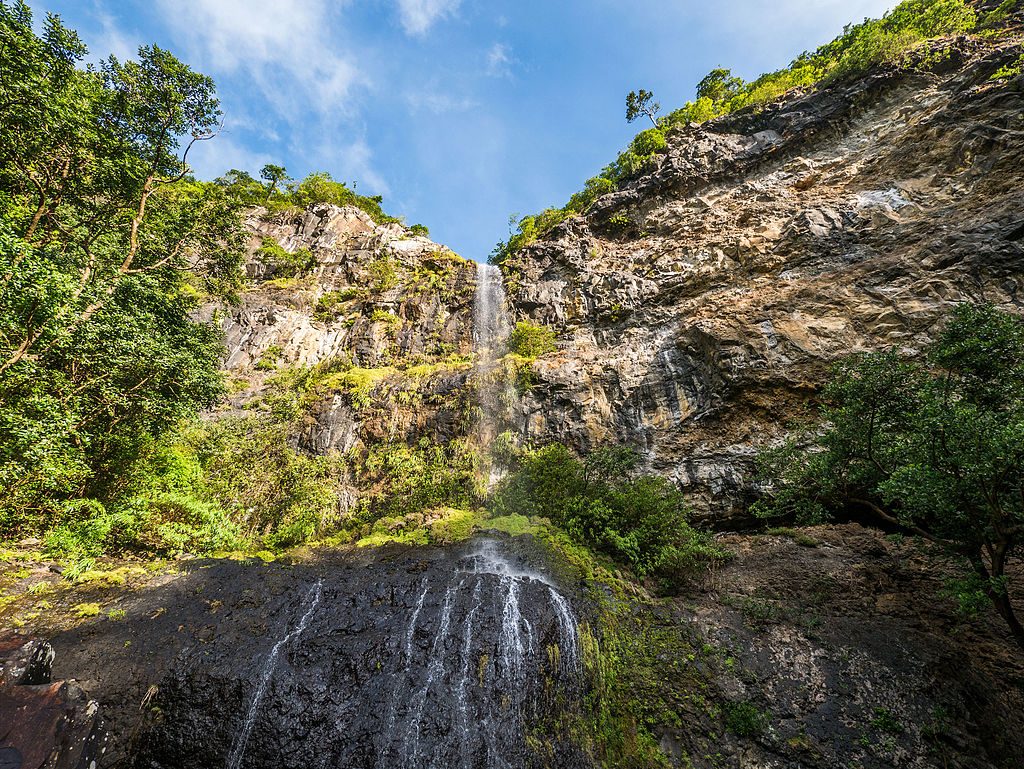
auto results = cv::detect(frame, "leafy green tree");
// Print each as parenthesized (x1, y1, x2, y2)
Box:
(695, 67, 745, 103)
(492, 444, 725, 589)
(259, 163, 289, 200)
(755, 304, 1024, 649)
(625, 89, 661, 127)
(215, 168, 265, 204)
(0, 2, 245, 534)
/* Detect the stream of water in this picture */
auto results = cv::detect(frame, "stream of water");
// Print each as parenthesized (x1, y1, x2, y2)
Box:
(226, 578, 324, 769)
(378, 540, 583, 769)
(472, 263, 515, 452)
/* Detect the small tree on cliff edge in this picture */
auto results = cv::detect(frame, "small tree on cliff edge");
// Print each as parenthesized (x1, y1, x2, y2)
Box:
(626, 89, 661, 127)
(260, 163, 289, 200)
(755, 303, 1024, 652)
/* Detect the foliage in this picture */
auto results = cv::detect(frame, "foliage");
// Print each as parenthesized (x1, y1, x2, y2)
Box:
(724, 701, 769, 737)
(507, 321, 557, 359)
(755, 303, 1024, 648)
(0, 3, 249, 539)
(990, 52, 1024, 80)
(625, 89, 660, 126)
(352, 440, 482, 520)
(259, 163, 289, 199)
(255, 236, 315, 277)
(491, 444, 725, 588)
(492, 0, 979, 264)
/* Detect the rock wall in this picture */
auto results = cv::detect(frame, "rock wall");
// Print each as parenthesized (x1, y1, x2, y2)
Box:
(504, 33, 1024, 523)
(205, 204, 480, 455)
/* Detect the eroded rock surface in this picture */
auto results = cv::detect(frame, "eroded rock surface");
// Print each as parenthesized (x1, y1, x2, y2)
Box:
(504, 35, 1024, 523)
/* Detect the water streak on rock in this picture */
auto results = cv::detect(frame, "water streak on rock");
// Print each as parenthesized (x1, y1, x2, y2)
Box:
(225, 578, 323, 769)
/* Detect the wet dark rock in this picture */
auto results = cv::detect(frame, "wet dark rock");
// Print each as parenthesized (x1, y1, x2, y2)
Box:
(0, 636, 105, 769)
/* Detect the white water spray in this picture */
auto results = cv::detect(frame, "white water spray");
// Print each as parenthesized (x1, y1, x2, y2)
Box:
(226, 578, 323, 769)
(383, 540, 583, 769)
(472, 263, 516, 456)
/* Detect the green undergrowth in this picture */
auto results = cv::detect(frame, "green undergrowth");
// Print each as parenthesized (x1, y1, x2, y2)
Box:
(490, 0, 983, 265)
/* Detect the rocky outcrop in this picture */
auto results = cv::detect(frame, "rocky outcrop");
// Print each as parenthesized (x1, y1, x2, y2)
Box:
(0, 636, 106, 769)
(505, 33, 1024, 523)
(206, 203, 480, 456)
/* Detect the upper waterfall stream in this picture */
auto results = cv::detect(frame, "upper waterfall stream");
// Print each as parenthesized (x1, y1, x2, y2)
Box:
(472, 263, 516, 453)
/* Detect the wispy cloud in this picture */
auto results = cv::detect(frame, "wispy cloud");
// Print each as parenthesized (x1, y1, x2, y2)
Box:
(405, 89, 476, 114)
(486, 43, 514, 78)
(154, 0, 360, 116)
(92, 7, 137, 62)
(396, 0, 461, 36)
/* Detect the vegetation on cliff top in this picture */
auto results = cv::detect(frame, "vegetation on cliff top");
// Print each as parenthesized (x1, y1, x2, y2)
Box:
(214, 166, 426, 232)
(490, 0, 983, 264)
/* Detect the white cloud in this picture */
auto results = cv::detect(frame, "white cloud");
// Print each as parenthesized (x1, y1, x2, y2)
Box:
(486, 43, 513, 78)
(154, 0, 360, 116)
(396, 0, 461, 36)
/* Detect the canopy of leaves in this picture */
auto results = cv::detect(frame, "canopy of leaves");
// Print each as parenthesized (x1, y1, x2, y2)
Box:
(0, 2, 245, 538)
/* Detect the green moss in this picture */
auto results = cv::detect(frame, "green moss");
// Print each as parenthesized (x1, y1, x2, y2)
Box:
(428, 508, 482, 543)
(484, 514, 541, 536)
(765, 526, 819, 547)
(73, 602, 101, 618)
(507, 321, 557, 359)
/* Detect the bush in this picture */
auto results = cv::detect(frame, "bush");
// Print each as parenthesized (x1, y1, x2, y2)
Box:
(490, 444, 726, 588)
(285, 172, 402, 226)
(255, 237, 315, 278)
(507, 321, 556, 359)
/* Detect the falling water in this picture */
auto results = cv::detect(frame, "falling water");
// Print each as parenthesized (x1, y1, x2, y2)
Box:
(381, 540, 583, 769)
(225, 578, 323, 769)
(472, 263, 515, 452)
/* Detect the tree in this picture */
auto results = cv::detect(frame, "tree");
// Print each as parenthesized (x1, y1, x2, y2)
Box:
(626, 89, 660, 127)
(695, 67, 745, 103)
(0, 2, 245, 533)
(755, 304, 1024, 650)
(259, 163, 289, 200)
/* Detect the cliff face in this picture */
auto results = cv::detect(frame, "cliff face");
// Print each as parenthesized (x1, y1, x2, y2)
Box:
(212, 31, 1024, 527)
(206, 204, 480, 455)
(505, 34, 1024, 523)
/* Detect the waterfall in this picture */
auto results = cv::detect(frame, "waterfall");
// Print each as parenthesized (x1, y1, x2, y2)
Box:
(226, 578, 323, 769)
(379, 540, 583, 769)
(472, 263, 514, 451)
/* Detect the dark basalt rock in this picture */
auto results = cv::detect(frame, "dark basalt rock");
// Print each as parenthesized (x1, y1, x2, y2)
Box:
(0, 637, 106, 769)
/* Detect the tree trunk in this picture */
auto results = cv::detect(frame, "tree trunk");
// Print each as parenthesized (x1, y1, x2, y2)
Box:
(969, 553, 1024, 653)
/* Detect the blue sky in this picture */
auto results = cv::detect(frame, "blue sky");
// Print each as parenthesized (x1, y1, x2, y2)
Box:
(35, 0, 895, 260)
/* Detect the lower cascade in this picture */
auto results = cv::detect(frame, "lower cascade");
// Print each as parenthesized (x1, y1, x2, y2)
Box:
(132, 539, 589, 769)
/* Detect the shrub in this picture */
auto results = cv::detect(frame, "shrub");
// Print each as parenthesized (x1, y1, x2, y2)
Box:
(507, 321, 556, 359)
(254, 344, 283, 371)
(724, 701, 768, 737)
(490, 444, 726, 588)
(255, 237, 315, 278)
(286, 172, 402, 226)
